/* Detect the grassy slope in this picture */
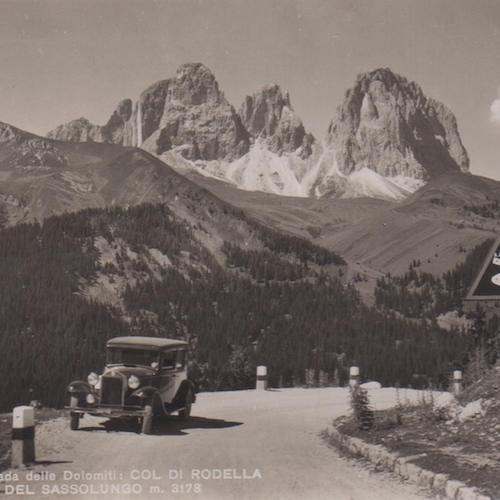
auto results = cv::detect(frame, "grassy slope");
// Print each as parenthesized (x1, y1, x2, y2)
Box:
(184, 170, 500, 278)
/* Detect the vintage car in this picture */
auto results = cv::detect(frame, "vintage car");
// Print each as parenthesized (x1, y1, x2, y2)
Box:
(66, 336, 196, 434)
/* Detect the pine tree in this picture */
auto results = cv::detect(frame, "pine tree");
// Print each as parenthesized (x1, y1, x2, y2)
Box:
(350, 386, 374, 431)
(0, 204, 7, 229)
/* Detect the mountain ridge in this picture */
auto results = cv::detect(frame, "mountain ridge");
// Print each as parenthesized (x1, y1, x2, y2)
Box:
(2, 116, 499, 283)
(46, 64, 470, 201)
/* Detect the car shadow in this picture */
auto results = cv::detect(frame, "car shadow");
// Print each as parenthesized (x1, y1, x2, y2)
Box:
(34, 460, 73, 466)
(79, 416, 243, 436)
(152, 416, 243, 436)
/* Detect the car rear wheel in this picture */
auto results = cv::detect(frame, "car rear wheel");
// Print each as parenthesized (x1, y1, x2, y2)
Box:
(178, 389, 193, 421)
(70, 412, 80, 430)
(141, 405, 153, 434)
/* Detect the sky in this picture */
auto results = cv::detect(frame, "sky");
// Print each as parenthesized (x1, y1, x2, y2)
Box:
(0, 0, 499, 180)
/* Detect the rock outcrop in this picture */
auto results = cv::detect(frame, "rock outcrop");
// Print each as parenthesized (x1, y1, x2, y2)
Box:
(48, 63, 250, 162)
(47, 117, 103, 143)
(140, 80, 171, 143)
(149, 63, 250, 161)
(239, 84, 314, 158)
(47, 100, 137, 146)
(46, 64, 471, 201)
(325, 68, 469, 180)
(2, 121, 67, 168)
(101, 98, 135, 145)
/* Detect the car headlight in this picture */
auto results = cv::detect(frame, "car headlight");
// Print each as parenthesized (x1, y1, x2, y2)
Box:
(87, 372, 99, 386)
(128, 375, 140, 389)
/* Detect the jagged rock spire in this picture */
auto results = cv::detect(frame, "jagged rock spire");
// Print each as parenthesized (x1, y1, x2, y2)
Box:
(325, 67, 469, 179)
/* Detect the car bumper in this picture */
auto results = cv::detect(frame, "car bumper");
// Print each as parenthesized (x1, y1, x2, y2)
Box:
(65, 406, 148, 418)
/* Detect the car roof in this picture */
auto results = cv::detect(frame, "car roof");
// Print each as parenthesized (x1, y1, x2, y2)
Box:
(106, 336, 188, 350)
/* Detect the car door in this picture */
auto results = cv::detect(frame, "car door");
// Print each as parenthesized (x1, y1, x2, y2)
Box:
(157, 349, 177, 403)
(173, 348, 187, 398)
(160, 348, 188, 404)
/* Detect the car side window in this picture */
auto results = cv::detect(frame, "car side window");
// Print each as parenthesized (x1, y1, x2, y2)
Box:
(176, 349, 186, 369)
(162, 350, 176, 370)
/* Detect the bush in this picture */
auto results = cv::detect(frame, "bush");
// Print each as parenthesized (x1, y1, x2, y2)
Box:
(350, 386, 374, 431)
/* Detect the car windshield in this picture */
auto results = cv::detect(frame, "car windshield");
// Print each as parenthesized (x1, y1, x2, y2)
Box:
(106, 348, 159, 368)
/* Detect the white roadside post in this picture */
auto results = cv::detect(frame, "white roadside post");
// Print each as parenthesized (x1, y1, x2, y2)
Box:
(452, 370, 463, 396)
(349, 366, 360, 388)
(11, 406, 35, 467)
(256, 366, 268, 391)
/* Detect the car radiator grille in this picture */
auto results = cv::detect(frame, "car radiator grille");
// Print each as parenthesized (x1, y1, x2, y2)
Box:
(100, 376, 123, 406)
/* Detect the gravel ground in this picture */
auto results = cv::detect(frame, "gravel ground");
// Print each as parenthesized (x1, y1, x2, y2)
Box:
(0, 387, 430, 500)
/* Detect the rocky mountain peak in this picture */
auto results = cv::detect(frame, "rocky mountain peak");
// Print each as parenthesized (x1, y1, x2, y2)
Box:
(149, 63, 249, 161)
(172, 62, 222, 106)
(239, 83, 313, 157)
(47, 117, 103, 143)
(240, 84, 289, 138)
(326, 67, 470, 180)
(139, 80, 171, 142)
(111, 99, 133, 123)
(1, 121, 67, 168)
(358, 67, 417, 91)
(47, 62, 249, 162)
(44, 64, 471, 201)
(101, 98, 136, 145)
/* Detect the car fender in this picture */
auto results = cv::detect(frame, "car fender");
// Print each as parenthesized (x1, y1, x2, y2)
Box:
(131, 386, 159, 401)
(172, 379, 196, 407)
(67, 380, 93, 394)
(67, 381, 94, 408)
(131, 386, 164, 416)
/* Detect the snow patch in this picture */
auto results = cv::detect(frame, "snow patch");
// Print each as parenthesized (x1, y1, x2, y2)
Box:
(432, 395, 491, 423)
(434, 393, 461, 421)
(458, 399, 486, 422)
(225, 141, 307, 197)
(161, 142, 427, 202)
(343, 168, 421, 201)
(360, 381, 382, 389)
(434, 392, 457, 409)
(390, 175, 426, 194)
(437, 311, 474, 332)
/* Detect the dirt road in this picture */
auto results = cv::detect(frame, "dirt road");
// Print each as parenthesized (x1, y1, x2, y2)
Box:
(2, 388, 429, 500)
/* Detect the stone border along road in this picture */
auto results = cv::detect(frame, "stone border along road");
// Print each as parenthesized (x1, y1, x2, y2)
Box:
(326, 425, 491, 500)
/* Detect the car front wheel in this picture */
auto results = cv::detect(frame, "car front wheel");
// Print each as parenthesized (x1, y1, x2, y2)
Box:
(178, 389, 193, 421)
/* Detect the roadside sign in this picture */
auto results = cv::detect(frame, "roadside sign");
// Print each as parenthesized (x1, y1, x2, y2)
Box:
(466, 238, 500, 301)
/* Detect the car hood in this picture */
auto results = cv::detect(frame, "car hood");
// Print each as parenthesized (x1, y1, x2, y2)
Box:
(103, 366, 157, 378)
